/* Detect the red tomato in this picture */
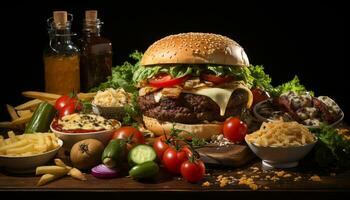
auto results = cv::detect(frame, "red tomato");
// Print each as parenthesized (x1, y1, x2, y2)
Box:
(149, 74, 190, 88)
(111, 126, 145, 147)
(200, 73, 233, 84)
(162, 147, 189, 174)
(181, 159, 205, 183)
(251, 88, 270, 106)
(223, 117, 248, 143)
(59, 103, 76, 118)
(54, 95, 72, 111)
(153, 136, 169, 159)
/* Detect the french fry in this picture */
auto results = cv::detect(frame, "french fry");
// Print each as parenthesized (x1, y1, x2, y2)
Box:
(11, 113, 33, 125)
(37, 173, 66, 186)
(6, 143, 34, 155)
(7, 131, 18, 143)
(0, 136, 4, 146)
(36, 166, 69, 176)
(22, 91, 61, 101)
(68, 168, 87, 181)
(0, 121, 15, 129)
(17, 110, 32, 117)
(15, 99, 42, 111)
(6, 104, 19, 121)
(0, 139, 29, 154)
(77, 92, 96, 101)
(54, 158, 72, 170)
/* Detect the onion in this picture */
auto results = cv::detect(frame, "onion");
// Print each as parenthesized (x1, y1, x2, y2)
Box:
(91, 164, 119, 178)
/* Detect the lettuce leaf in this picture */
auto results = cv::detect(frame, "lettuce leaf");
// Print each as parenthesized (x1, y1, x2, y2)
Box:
(310, 125, 350, 168)
(271, 76, 314, 97)
(132, 64, 251, 84)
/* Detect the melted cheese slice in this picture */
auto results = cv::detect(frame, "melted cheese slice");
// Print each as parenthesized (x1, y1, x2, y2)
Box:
(183, 82, 253, 116)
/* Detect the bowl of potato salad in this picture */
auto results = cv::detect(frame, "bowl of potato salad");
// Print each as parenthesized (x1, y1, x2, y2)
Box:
(0, 131, 63, 173)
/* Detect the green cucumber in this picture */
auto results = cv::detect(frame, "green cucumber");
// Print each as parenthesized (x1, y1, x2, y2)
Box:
(25, 102, 56, 133)
(128, 144, 157, 167)
(102, 139, 128, 169)
(129, 161, 159, 180)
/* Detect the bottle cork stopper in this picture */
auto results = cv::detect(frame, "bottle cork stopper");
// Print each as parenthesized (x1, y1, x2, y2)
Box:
(53, 11, 68, 26)
(85, 10, 98, 22)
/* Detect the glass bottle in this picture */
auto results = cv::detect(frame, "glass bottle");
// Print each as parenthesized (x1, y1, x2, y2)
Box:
(79, 10, 112, 92)
(44, 11, 80, 95)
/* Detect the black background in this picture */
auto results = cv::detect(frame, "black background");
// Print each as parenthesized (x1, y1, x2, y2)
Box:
(0, 1, 347, 122)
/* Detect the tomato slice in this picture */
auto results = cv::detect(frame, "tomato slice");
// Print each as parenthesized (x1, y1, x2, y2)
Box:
(149, 74, 190, 88)
(200, 73, 233, 84)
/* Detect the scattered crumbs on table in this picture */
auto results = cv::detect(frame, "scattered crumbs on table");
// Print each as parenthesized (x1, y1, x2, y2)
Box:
(283, 173, 292, 178)
(250, 167, 260, 173)
(275, 170, 285, 177)
(202, 181, 211, 187)
(309, 175, 322, 182)
(294, 176, 302, 181)
(270, 175, 280, 181)
(239, 176, 258, 190)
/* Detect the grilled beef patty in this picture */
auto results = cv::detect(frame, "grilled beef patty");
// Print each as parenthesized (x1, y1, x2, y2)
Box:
(137, 90, 248, 124)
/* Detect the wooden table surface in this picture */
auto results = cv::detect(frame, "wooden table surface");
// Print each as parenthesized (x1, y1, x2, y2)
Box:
(1, 158, 350, 199)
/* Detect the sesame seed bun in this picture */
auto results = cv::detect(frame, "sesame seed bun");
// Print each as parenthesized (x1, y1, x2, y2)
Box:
(143, 115, 223, 140)
(141, 32, 249, 66)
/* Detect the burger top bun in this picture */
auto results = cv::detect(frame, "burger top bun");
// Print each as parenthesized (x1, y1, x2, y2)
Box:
(141, 32, 249, 67)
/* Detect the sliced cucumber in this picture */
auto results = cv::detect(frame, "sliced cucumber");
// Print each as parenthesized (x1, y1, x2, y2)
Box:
(128, 144, 157, 167)
(129, 161, 159, 180)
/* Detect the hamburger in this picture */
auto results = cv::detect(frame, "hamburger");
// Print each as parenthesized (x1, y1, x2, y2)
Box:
(133, 33, 253, 139)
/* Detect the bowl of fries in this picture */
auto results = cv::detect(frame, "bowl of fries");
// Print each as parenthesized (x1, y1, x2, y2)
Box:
(245, 120, 317, 169)
(0, 132, 63, 173)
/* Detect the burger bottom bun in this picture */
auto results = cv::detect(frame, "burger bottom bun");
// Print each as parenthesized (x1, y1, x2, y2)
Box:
(143, 115, 223, 140)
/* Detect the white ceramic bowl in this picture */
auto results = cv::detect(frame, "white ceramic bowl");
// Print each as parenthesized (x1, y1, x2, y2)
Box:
(50, 125, 117, 150)
(253, 99, 344, 129)
(245, 137, 317, 169)
(0, 139, 63, 173)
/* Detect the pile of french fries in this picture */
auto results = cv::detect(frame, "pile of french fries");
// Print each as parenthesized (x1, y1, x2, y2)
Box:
(0, 91, 96, 130)
(36, 158, 87, 186)
(0, 131, 60, 156)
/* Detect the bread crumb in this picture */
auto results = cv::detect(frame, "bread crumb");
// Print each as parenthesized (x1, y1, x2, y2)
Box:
(239, 177, 258, 190)
(275, 171, 285, 177)
(219, 177, 229, 187)
(216, 175, 223, 181)
(283, 174, 292, 178)
(294, 176, 302, 181)
(202, 181, 211, 187)
(237, 171, 243, 175)
(270, 176, 280, 181)
(264, 186, 270, 190)
(309, 175, 322, 182)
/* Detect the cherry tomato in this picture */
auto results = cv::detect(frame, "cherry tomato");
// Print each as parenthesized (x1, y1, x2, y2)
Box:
(181, 159, 205, 183)
(200, 73, 233, 84)
(251, 88, 270, 106)
(59, 103, 76, 118)
(54, 95, 72, 111)
(153, 136, 169, 159)
(111, 126, 145, 148)
(149, 74, 190, 88)
(162, 147, 189, 174)
(223, 117, 248, 143)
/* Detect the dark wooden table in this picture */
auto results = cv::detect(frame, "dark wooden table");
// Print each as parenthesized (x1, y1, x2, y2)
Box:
(1, 159, 350, 199)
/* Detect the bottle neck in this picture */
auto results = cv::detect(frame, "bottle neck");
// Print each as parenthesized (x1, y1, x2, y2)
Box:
(48, 24, 74, 44)
(83, 19, 103, 38)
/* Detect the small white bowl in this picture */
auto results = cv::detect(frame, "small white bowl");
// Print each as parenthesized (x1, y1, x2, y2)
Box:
(245, 137, 317, 169)
(50, 125, 117, 150)
(0, 139, 63, 173)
